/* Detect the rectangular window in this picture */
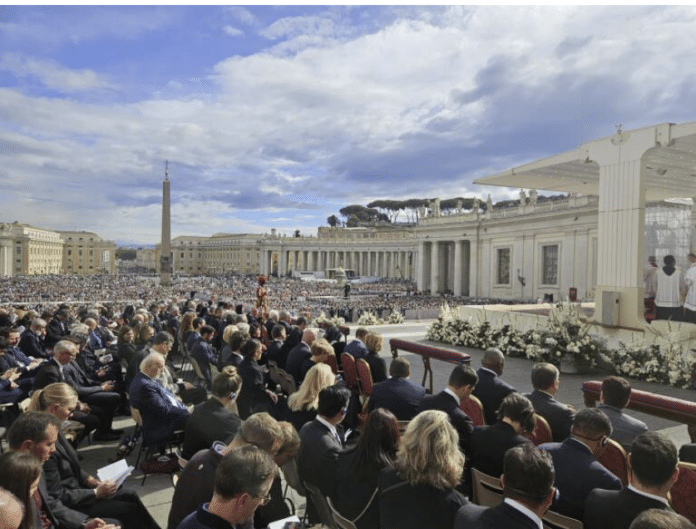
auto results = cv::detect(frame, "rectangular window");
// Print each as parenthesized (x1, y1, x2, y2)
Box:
(542, 245, 559, 285)
(496, 248, 511, 285)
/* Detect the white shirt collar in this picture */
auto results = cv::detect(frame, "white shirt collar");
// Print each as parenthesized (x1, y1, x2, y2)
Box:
(627, 485, 670, 506)
(316, 415, 340, 442)
(503, 498, 543, 529)
(444, 387, 460, 403)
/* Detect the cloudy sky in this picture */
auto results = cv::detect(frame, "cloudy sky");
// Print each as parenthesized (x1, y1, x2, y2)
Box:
(2, 5, 696, 246)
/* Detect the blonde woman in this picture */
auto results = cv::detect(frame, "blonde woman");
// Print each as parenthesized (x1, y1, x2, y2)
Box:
(285, 362, 335, 431)
(378, 409, 467, 529)
(28, 383, 161, 529)
(364, 332, 387, 383)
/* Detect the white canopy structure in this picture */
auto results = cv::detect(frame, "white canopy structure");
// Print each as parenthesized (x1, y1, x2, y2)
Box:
(476, 121, 696, 329)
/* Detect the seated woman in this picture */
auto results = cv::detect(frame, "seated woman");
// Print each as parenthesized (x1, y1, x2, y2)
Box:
(469, 392, 534, 479)
(298, 338, 335, 382)
(283, 362, 335, 432)
(0, 450, 42, 529)
(324, 326, 345, 358)
(28, 382, 160, 529)
(182, 366, 242, 459)
(333, 409, 400, 529)
(237, 338, 278, 419)
(379, 409, 468, 529)
(364, 332, 387, 383)
(219, 327, 248, 368)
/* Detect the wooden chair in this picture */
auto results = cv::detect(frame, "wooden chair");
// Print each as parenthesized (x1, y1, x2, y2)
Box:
(340, 353, 359, 393)
(130, 407, 183, 485)
(355, 359, 374, 398)
(524, 414, 553, 446)
(470, 467, 503, 507)
(460, 394, 486, 426)
(303, 481, 337, 529)
(325, 354, 339, 375)
(543, 510, 584, 529)
(597, 438, 629, 485)
(670, 461, 696, 524)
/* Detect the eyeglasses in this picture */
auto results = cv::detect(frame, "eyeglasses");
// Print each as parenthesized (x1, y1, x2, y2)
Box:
(255, 493, 272, 505)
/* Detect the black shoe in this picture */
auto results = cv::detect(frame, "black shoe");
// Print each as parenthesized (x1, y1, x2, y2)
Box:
(109, 428, 124, 435)
(94, 432, 121, 442)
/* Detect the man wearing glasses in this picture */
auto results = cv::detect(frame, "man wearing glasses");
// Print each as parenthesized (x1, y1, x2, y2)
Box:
(538, 408, 622, 520)
(177, 445, 278, 529)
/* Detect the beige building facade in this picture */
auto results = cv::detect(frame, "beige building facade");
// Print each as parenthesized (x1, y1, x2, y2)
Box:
(58, 231, 116, 275)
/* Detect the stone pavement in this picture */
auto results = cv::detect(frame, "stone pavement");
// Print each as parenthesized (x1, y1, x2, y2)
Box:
(75, 320, 695, 528)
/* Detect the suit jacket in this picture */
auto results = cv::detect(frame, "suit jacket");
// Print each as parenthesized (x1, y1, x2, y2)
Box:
(469, 421, 529, 478)
(33, 358, 66, 390)
(379, 467, 468, 529)
(584, 487, 673, 529)
(129, 371, 190, 444)
(597, 403, 648, 451)
(190, 340, 217, 388)
(19, 328, 48, 359)
(417, 390, 474, 454)
(525, 390, 574, 442)
(63, 361, 102, 398)
(365, 353, 387, 383)
(44, 433, 95, 507)
(182, 398, 241, 459)
(298, 418, 343, 497)
(36, 471, 88, 529)
(368, 377, 425, 420)
(265, 339, 286, 369)
(343, 339, 368, 360)
(45, 318, 69, 349)
(286, 342, 311, 384)
(454, 500, 546, 529)
(538, 438, 622, 520)
(472, 368, 517, 425)
(237, 360, 272, 419)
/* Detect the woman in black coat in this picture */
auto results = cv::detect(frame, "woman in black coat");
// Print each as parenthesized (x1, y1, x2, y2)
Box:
(237, 338, 277, 419)
(364, 332, 387, 383)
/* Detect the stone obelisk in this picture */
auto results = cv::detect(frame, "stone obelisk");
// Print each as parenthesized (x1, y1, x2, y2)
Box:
(159, 161, 172, 286)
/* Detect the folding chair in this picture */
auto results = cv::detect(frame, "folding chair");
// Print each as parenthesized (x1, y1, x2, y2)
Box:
(340, 353, 359, 394)
(597, 438, 628, 485)
(130, 407, 183, 485)
(355, 359, 374, 399)
(470, 467, 503, 507)
(543, 510, 584, 529)
(524, 414, 553, 445)
(303, 481, 337, 529)
(670, 461, 696, 524)
(460, 394, 485, 426)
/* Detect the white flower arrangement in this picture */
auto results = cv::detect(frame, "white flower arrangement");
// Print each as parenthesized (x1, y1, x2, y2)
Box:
(357, 311, 382, 326)
(314, 311, 345, 328)
(427, 302, 695, 389)
(387, 309, 405, 324)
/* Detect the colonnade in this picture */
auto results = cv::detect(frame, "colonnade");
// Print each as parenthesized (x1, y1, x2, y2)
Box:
(259, 248, 416, 281)
(416, 240, 471, 296)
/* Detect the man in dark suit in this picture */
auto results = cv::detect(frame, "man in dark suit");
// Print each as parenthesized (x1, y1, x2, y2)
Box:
(472, 348, 517, 425)
(598, 376, 649, 451)
(19, 317, 50, 359)
(368, 357, 425, 420)
(469, 393, 534, 479)
(342, 327, 369, 360)
(455, 444, 556, 529)
(417, 364, 478, 455)
(0, 327, 42, 379)
(298, 384, 351, 523)
(525, 363, 575, 442)
(265, 325, 287, 368)
(7, 411, 116, 529)
(190, 325, 218, 390)
(129, 351, 190, 446)
(585, 432, 679, 529)
(44, 419, 160, 529)
(45, 308, 71, 350)
(539, 408, 622, 520)
(285, 329, 315, 385)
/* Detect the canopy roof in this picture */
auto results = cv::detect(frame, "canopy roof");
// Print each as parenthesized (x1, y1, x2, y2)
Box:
(475, 121, 696, 201)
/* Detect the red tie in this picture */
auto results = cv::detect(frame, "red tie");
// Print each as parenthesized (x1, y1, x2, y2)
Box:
(32, 490, 53, 529)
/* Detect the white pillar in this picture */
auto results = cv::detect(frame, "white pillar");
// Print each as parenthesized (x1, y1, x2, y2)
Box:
(430, 241, 440, 294)
(454, 240, 463, 296)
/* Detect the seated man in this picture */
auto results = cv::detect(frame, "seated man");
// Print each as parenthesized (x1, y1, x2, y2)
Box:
(417, 364, 477, 455)
(190, 325, 218, 390)
(285, 329, 315, 385)
(539, 408, 622, 520)
(585, 432, 679, 529)
(469, 393, 534, 479)
(0, 327, 42, 381)
(7, 411, 117, 529)
(598, 376, 648, 451)
(525, 362, 575, 441)
(298, 384, 351, 523)
(342, 327, 369, 360)
(177, 445, 278, 529)
(129, 352, 190, 446)
(168, 412, 282, 529)
(455, 444, 556, 529)
(19, 317, 49, 359)
(472, 348, 517, 425)
(368, 357, 425, 420)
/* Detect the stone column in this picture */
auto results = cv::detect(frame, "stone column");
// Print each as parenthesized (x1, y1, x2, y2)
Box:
(159, 174, 172, 285)
(453, 240, 463, 296)
(430, 241, 440, 294)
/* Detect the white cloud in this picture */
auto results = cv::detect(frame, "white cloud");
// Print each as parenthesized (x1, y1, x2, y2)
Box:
(223, 6, 257, 27)
(0, 53, 113, 92)
(223, 25, 244, 37)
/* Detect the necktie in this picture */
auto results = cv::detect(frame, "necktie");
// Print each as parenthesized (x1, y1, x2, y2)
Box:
(32, 490, 54, 529)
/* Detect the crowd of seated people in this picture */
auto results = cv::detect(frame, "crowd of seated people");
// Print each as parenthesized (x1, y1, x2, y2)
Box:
(3, 295, 696, 529)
